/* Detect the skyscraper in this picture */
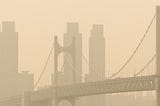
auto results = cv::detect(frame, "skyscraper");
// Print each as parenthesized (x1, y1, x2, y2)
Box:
(89, 24, 105, 81)
(0, 21, 33, 98)
(63, 22, 82, 85)
(85, 24, 105, 106)
(0, 22, 18, 76)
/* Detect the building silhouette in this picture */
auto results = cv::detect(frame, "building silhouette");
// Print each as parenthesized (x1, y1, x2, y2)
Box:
(63, 22, 82, 85)
(85, 24, 106, 106)
(0, 21, 34, 98)
(0, 21, 158, 106)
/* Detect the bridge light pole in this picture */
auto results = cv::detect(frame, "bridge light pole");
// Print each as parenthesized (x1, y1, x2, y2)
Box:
(156, 5, 160, 106)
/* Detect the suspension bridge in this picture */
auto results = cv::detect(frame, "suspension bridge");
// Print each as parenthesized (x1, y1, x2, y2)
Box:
(0, 5, 160, 106)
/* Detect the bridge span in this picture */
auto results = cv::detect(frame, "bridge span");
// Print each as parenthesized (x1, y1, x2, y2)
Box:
(0, 75, 159, 106)
(0, 5, 160, 106)
(56, 75, 158, 98)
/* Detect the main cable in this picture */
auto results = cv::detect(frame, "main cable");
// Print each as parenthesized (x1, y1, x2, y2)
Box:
(134, 54, 156, 76)
(110, 14, 156, 79)
(34, 42, 54, 89)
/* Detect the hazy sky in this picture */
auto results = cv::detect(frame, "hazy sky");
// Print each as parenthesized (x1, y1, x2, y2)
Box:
(0, 0, 160, 86)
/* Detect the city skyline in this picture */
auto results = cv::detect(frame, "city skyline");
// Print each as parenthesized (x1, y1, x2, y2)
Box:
(0, 19, 157, 105)
(0, 1, 160, 106)
(0, 0, 159, 83)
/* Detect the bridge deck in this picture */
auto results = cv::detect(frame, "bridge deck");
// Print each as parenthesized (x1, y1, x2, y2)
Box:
(56, 75, 158, 98)
(0, 75, 159, 104)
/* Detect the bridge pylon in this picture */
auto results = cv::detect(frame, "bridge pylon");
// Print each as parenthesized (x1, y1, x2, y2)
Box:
(54, 36, 76, 106)
(156, 5, 160, 106)
(54, 36, 76, 86)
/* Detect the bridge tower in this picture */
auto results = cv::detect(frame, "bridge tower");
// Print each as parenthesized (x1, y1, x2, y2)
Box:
(156, 5, 160, 106)
(54, 36, 76, 106)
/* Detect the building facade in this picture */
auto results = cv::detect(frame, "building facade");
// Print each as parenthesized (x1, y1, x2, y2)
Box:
(63, 22, 82, 85)
(85, 24, 106, 106)
(0, 22, 34, 98)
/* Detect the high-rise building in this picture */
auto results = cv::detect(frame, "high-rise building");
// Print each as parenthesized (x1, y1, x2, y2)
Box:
(0, 22, 18, 75)
(89, 24, 105, 81)
(0, 21, 34, 98)
(85, 24, 105, 106)
(63, 22, 82, 85)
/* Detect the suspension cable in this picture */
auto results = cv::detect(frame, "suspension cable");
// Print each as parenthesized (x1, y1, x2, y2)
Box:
(134, 54, 156, 76)
(110, 14, 156, 79)
(34, 42, 54, 89)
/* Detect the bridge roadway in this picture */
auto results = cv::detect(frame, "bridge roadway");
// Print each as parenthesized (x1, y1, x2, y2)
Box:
(0, 75, 159, 105)
(31, 75, 159, 100)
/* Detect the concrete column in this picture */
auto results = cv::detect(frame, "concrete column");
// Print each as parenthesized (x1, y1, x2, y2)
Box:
(156, 5, 160, 106)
